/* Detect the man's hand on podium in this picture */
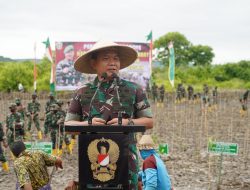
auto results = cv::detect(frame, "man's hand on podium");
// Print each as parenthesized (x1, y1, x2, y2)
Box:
(91, 117, 106, 125)
(107, 118, 129, 125)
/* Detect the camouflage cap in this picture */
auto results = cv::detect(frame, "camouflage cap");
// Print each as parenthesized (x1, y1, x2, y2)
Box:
(32, 92, 37, 97)
(15, 98, 21, 103)
(57, 100, 63, 106)
(9, 103, 17, 109)
(50, 104, 60, 111)
(48, 92, 54, 97)
(64, 45, 74, 54)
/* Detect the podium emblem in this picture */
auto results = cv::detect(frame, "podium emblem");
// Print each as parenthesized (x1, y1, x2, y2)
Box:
(87, 137, 120, 182)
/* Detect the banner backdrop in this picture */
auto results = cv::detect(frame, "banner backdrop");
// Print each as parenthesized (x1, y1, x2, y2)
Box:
(55, 42, 150, 91)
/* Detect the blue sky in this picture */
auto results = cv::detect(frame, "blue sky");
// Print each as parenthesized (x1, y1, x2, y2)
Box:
(0, 0, 250, 64)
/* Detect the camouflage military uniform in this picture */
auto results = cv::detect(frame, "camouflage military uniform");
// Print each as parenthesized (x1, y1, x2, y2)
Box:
(203, 84, 209, 104)
(56, 60, 82, 86)
(66, 77, 152, 190)
(176, 84, 182, 102)
(16, 98, 26, 121)
(151, 83, 158, 103)
(57, 100, 71, 147)
(6, 105, 24, 145)
(45, 93, 58, 114)
(159, 85, 165, 103)
(27, 99, 41, 131)
(44, 104, 65, 150)
(212, 86, 218, 105)
(146, 82, 151, 99)
(187, 85, 194, 100)
(240, 90, 249, 111)
(0, 122, 7, 163)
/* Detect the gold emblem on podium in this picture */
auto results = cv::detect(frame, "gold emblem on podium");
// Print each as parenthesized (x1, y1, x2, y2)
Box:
(87, 137, 120, 182)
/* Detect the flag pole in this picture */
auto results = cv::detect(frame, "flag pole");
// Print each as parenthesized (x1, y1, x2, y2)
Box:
(34, 42, 37, 92)
(43, 37, 55, 94)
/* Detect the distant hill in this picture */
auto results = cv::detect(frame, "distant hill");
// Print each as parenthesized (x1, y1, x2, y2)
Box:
(14, 58, 41, 62)
(0, 56, 15, 62)
(0, 56, 41, 63)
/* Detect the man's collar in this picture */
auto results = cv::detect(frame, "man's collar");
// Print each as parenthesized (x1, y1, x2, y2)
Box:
(90, 76, 126, 89)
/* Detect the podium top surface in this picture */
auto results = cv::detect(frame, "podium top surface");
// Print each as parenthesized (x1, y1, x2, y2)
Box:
(65, 125, 145, 133)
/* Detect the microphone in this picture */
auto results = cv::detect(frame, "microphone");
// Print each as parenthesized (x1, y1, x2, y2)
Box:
(111, 73, 123, 125)
(88, 72, 107, 125)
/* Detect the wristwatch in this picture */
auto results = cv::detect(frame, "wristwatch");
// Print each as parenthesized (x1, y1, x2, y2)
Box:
(127, 118, 134, 126)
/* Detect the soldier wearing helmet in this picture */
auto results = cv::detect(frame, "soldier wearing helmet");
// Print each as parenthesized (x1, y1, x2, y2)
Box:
(56, 100, 72, 154)
(27, 93, 42, 139)
(0, 121, 9, 172)
(45, 92, 58, 114)
(44, 104, 65, 156)
(15, 98, 26, 121)
(6, 103, 24, 146)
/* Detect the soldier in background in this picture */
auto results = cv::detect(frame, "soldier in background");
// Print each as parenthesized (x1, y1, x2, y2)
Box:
(0, 122, 9, 172)
(180, 84, 186, 102)
(45, 92, 57, 114)
(57, 100, 72, 154)
(202, 84, 210, 106)
(158, 85, 165, 107)
(203, 84, 209, 96)
(44, 104, 64, 156)
(187, 85, 194, 101)
(66, 100, 76, 149)
(176, 83, 182, 103)
(6, 103, 24, 146)
(27, 93, 42, 139)
(212, 86, 218, 106)
(240, 90, 249, 117)
(152, 83, 158, 103)
(15, 98, 26, 121)
(146, 82, 151, 99)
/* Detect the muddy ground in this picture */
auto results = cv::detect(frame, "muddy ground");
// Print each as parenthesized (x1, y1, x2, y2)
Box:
(0, 91, 249, 190)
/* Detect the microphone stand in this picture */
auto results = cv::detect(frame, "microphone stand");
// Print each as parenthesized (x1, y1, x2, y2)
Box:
(88, 74, 107, 125)
(113, 76, 124, 126)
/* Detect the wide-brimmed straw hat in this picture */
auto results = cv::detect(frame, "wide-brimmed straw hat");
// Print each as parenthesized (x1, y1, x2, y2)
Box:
(74, 41, 138, 74)
(137, 135, 157, 150)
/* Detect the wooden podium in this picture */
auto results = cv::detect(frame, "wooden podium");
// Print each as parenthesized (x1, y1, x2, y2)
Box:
(65, 125, 145, 190)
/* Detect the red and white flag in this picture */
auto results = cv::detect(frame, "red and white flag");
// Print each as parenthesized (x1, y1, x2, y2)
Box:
(98, 154, 109, 166)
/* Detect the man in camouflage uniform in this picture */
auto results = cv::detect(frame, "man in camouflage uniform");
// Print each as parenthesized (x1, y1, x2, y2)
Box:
(45, 92, 58, 114)
(145, 82, 151, 99)
(181, 84, 186, 101)
(202, 84, 209, 105)
(6, 103, 24, 146)
(0, 122, 9, 172)
(240, 90, 249, 116)
(27, 93, 42, 139)
(65, 41, 153, 190)
(187, 85, 194, 101)
(158, 85, 165, 107)
(44, 104, 65, 156)
(151, 83, 158, 103)
(16, 98, 26, 121)
(57, 100, 72, 154)
(176, 83, 182, 103)
(212, 86, 218, 106)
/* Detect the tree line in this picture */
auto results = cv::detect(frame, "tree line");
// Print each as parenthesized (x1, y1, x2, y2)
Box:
(0, 32, 249, 92)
